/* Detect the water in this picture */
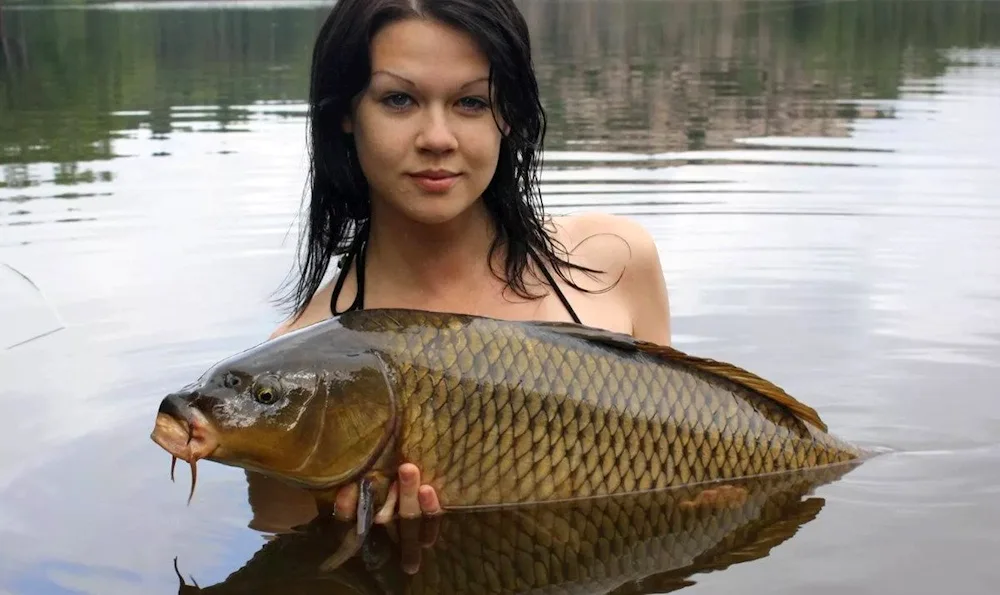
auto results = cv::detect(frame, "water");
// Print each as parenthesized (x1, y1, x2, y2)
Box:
(1, 0, 999, 592)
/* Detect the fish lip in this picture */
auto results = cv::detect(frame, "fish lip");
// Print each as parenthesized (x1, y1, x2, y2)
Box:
(150, 410, 219, 463)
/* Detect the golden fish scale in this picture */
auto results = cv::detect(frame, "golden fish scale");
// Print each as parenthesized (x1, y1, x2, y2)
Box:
(356, 311, 861, 507)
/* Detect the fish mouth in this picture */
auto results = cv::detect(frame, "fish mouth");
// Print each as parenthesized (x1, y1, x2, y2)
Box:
(150, 394, 219, 505)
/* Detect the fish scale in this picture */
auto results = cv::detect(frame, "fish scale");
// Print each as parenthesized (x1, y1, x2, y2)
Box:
(332, 309, 865, 508)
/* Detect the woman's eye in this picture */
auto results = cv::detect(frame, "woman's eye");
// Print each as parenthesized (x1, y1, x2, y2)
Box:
(382, 93, 412, 110)
(458, 97, 488, 111)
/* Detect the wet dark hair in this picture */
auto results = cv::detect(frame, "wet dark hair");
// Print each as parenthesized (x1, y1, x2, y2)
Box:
(278, 0, 602, 319)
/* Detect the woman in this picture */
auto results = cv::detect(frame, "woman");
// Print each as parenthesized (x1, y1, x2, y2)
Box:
(268, 0, 671, 528)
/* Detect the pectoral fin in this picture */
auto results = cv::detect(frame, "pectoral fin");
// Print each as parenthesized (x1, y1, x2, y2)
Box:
(319, 473, 392, 572)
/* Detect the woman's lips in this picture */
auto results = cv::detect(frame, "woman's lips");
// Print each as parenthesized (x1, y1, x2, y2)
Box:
(409, 171, 460, 193)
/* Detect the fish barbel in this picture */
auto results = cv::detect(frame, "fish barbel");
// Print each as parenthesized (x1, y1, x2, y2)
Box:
(150, 309, 870, 562)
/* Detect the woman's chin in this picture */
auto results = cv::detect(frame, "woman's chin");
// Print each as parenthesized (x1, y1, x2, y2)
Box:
(397, 197, 486, 228)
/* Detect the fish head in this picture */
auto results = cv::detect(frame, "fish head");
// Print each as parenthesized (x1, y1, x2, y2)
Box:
(151, 321, 398, 493)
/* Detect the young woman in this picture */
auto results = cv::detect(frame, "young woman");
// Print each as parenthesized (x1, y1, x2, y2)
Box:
(267, 0, 672, 528)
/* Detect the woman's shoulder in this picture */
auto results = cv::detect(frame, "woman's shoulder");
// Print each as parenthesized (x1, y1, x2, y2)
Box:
(552, 212, 658, 260)
(268, 271, 342, 340)
(549, 213, 672, 345)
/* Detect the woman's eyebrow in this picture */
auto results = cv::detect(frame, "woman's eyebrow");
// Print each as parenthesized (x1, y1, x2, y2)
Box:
(371, 70, 416, 86)
(371, 70, 489, 90)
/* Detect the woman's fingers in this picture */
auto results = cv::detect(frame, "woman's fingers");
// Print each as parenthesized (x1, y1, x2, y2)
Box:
(334, 482, 358, 521)
(418, 485, 441, 515)
(341, 464, 440, 525)
(397, 463, 422, 519)
(357, 464, 443, 574)
(374, 481, 399, 525)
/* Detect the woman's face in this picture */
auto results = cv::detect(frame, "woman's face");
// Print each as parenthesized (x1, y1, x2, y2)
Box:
(345, 17, 505, 227)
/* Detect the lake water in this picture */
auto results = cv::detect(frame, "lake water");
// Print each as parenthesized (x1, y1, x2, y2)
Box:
(2, 0, 1000, 593)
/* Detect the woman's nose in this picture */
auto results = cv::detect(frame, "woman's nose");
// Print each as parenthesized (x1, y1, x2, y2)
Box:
(415, 108, 459, 153)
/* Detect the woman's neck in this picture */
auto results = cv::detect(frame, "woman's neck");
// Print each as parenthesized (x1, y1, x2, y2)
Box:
(363, 200, 506, 308)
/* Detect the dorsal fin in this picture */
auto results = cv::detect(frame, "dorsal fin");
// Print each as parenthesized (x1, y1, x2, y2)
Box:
(533, 321, 828, 433)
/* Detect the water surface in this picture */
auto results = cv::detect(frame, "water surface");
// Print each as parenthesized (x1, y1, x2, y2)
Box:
(2, 0, 1000, 593)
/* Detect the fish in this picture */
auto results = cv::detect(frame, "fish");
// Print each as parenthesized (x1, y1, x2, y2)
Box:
(172, 461, 859, 594)
(150, 308, 871, 565)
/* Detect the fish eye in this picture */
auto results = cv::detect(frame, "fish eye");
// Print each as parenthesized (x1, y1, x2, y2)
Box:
(253, 376, 282, 405)
(255, 387, 277, 405)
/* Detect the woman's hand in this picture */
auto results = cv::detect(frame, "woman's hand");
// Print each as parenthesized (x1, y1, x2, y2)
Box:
(333, 462, 441, 524)
(334, 463, 441, 574)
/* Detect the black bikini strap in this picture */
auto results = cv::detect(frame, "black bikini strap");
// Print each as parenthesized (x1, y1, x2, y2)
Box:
(531, 250, 583, 325)
(334, 234, 580, 325)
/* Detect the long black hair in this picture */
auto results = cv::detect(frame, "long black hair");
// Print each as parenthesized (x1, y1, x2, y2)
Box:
(277, 0, 602, 319)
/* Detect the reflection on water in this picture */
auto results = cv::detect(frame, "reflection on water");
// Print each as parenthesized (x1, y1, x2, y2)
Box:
(1, 0, 1000, 594)
(4, 0, 999, 177)
(175, 463, 860, 594)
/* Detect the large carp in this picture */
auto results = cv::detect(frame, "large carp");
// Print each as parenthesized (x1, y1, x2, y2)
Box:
(151, 309, 868, 560)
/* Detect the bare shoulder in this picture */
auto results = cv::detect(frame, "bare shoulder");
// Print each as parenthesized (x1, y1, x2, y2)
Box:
(268, 280, 338, 339)
(550, 213, 672, 345)
(553, 212, 657, 259)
